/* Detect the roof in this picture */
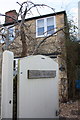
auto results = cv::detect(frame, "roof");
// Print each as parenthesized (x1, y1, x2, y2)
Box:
(3, 10, 66, 26)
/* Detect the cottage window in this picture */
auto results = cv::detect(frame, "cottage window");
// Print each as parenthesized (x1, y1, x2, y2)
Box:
(0, 26, 15, 43)
(9, 27, 15, 41)
(47, 17, 54, 35)
(36, 16, 56, 37)
(37, 19, 44, 36)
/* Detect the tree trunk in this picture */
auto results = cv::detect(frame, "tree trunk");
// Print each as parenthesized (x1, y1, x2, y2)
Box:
(20, 25, 27, 57)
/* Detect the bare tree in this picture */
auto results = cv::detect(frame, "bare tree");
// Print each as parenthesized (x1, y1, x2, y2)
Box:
(0, 1, 66, 57)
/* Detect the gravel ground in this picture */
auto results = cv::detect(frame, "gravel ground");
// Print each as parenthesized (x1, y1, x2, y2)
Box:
(59, 99, 80, 119)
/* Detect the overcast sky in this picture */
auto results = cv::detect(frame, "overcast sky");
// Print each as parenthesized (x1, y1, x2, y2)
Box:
(0, 0, 78, 24)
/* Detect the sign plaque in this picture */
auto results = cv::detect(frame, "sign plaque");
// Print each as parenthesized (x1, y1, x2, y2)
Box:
(28, 70, 56, 79)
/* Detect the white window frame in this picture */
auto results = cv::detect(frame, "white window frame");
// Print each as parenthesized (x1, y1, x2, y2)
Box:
(36, 16, 56, 38)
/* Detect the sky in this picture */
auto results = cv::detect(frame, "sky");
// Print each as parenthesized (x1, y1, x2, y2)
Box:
(0, 0, 78, 24)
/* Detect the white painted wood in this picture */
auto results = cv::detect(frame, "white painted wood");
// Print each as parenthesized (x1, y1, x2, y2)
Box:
(18, 55, 59, 118)
(1, 50, 14, 119)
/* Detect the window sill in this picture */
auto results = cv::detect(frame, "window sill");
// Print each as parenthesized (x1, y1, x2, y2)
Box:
(36, 33, 57, 38)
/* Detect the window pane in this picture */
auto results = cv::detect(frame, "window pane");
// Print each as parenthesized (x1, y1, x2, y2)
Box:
(9, 28, 15, 41)
(37, 19, 44, 36)
(37, 19, 44, 28)
(47, 17, 54, 26)
(38, 27, 44, 36)
(47, 17, 55, 35)
(47, 25, 54, 34)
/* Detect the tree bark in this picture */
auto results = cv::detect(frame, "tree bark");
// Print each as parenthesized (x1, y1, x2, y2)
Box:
(20, 25, 27, 57)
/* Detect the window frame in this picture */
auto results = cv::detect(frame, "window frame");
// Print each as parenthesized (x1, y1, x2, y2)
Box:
(36, 16, 56, 38)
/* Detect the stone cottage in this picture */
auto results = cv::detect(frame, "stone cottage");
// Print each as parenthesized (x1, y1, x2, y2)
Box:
(0, 10, 69, 102)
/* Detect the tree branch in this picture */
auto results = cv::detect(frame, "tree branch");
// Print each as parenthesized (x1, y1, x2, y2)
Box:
(32, 26, 66, 54)
(17, 1, 55, 20)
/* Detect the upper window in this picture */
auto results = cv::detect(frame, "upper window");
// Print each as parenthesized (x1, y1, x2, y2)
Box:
(0, 26, 15, 43)
(8, 27, 15, 41)
(37, 19, 44, 36)
(36, 16, 56, 37)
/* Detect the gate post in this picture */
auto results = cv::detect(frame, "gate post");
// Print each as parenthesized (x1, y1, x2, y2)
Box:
(1, 50, 14, 119)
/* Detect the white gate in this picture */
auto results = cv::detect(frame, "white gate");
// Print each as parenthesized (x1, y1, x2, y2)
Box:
(18, 55, 59, 118)
(1, 51, 59, 118)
